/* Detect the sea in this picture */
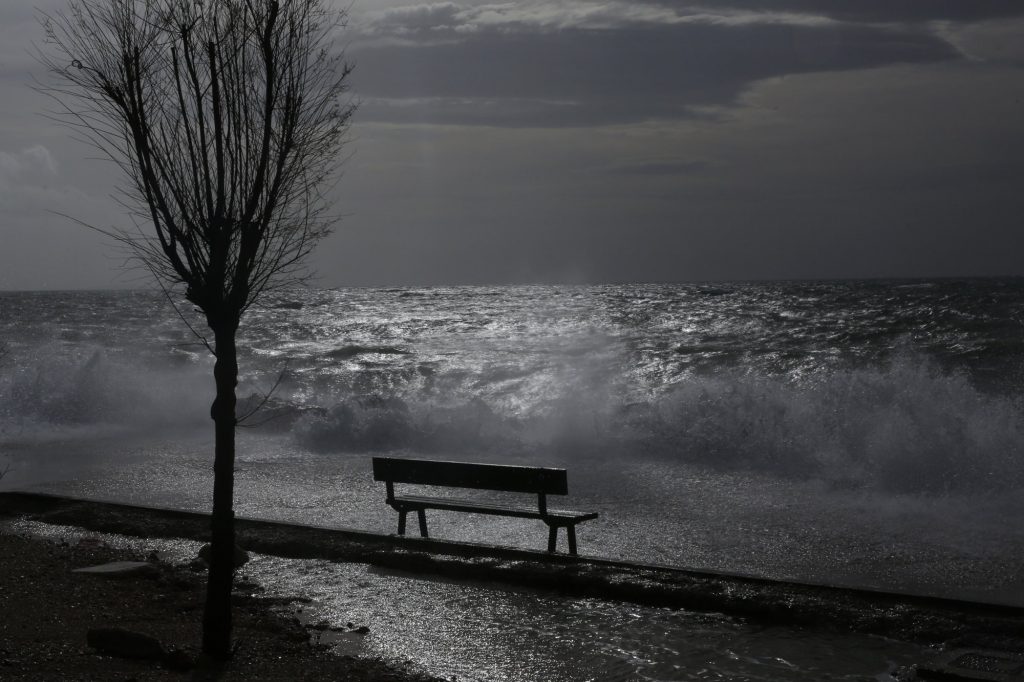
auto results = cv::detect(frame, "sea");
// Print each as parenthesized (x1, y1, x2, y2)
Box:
(3, 279, 1024, 681)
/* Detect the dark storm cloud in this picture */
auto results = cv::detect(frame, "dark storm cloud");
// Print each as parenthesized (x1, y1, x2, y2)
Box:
(3, 1, 1022, 288)
(354, 20, 958, 126)
(686, 0, 1024, 24)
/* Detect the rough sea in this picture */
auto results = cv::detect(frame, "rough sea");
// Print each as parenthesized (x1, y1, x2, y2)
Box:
(3, 279, 1024, 680)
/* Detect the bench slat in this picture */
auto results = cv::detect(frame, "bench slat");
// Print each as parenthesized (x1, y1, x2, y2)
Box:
(391, 494, 599, 522)
(373, 456, 569, 495)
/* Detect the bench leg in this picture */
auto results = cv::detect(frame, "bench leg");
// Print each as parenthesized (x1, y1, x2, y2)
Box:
(397, 510, 407, 536)
(567, 525, 577, 555)
(417, 509, 428, 538)
(547, 525, 558, 552)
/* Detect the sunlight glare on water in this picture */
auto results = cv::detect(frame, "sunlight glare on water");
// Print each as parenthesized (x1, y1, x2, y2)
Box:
(3, 519, 924, 682)
(246, 555, 922, 682)
(3, 282, 1024, 678)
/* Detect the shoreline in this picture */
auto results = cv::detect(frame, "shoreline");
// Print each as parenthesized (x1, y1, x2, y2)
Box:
(0, 529, 441, 681)
(3, 491, 1024, 651)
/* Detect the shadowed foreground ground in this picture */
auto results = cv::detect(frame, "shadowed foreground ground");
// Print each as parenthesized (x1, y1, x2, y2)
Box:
(4, 493, 1024, 681)
(0, 533, 440, 681)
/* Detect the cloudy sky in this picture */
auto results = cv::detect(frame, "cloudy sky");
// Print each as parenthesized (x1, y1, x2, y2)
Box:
(1, 0, 1023, 289)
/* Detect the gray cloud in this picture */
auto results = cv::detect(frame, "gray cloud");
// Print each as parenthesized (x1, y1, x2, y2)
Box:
(944, 17, 1024, 64)
(0, 146, 57, 187)
(369, 2, 463, 33)
(353, 20, 958, 126)
(606, 160, 711, 176)
(358, 0, 1024, 37)
(688, 1, 1024, 24)
(363, 1, 734, 35)
(2, 1, 1022, 289)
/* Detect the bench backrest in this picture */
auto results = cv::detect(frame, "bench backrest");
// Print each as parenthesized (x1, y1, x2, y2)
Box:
(372, 457, 568, 495)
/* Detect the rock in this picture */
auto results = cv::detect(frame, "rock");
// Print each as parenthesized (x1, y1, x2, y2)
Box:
(352, 625, 370, 635)
(87, 628, 165, 660)
(197, 543, 249, 568)
(72, 561, 159, 579)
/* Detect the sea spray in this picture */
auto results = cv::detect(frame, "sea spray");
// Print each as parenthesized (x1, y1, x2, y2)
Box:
(0, 343, 211, 433)
(286, 350, 1024, 493)
(618, 352, 1024, 492)
(3, 283, 1024, 495)
(5, 285, 1024, 607)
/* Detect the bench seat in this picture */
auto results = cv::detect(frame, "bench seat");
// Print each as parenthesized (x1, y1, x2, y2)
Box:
(390, 494, 599, 523)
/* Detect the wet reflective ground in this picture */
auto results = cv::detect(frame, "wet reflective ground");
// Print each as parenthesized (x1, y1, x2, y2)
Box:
(6, 518, 924, 682)
(7, 430, 1024, 607)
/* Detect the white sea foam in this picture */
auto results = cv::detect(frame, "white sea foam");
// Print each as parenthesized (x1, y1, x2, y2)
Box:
(2, 283, 1024, 495)
(284, 351, 1024, 493)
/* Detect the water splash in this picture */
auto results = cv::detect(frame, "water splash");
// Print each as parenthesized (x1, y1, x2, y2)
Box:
(3, 283, 1024, 495)
(0, 343, 211, 435)
(288, 350, 1024, 493)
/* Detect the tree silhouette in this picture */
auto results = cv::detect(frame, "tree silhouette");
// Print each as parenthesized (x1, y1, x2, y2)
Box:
(40, 0, 353, 657)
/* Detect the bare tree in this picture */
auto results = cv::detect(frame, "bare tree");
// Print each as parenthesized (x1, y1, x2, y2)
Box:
(40, 0, 353, 657)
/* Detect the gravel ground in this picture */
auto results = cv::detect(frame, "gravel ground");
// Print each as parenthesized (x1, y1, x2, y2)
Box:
(0, 532, 442, 681)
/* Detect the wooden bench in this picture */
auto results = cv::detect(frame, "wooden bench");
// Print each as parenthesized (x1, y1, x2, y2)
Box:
(372, 456, 598, 555)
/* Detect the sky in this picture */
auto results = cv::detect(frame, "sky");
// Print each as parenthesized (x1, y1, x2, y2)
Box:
(1, 0, 1023, 289)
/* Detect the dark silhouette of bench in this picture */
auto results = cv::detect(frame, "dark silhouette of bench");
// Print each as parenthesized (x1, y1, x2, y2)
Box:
(372, 457, 598, 555)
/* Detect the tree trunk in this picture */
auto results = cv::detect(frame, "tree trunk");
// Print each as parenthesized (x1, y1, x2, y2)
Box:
(202, 323, 238, 657)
